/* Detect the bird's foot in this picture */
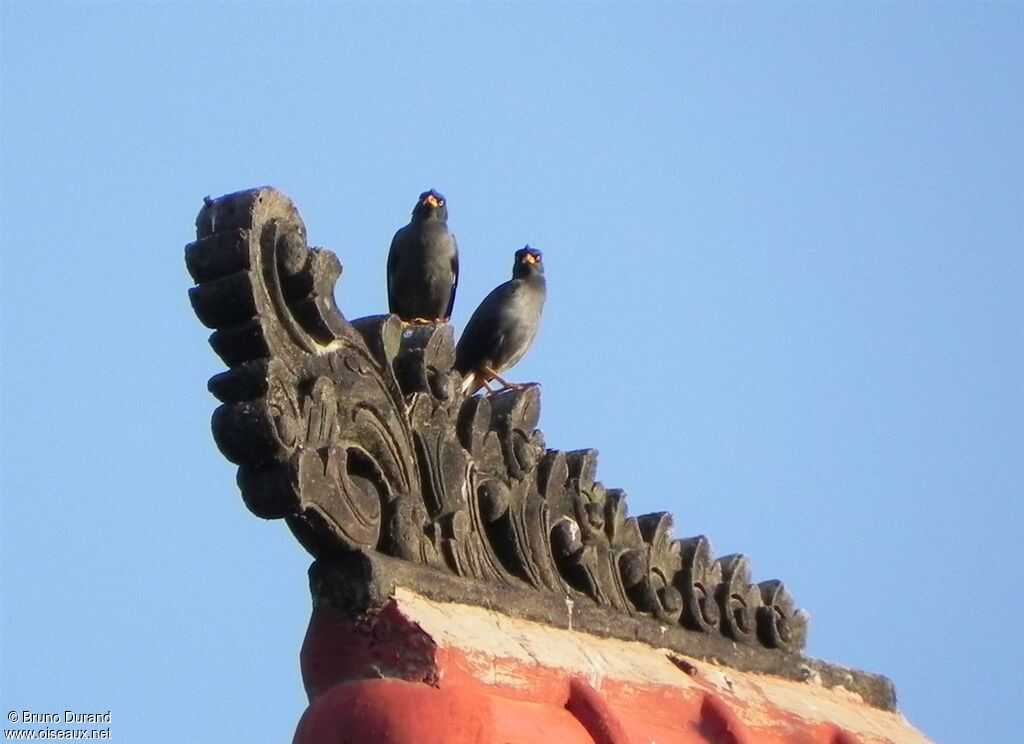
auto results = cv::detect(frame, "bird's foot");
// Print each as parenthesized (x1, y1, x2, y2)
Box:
(487, 381, 539, 394)
(507, 381, 540, 391)
(409, 317, 439, 325)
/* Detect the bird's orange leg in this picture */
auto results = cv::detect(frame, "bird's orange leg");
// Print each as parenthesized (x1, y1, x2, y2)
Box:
(460, 371, 492, 395)
(463, 368, 538, 396)
(481, 366, 536, 392)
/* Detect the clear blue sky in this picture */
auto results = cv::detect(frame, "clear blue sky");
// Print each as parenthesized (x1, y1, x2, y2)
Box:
(2, 3, 1021, 742)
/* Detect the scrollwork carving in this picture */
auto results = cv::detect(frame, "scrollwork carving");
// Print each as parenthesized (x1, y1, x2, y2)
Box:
(186, 187, 808, 651)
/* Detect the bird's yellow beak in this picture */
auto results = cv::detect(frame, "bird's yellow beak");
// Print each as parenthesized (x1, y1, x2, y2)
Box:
(524, 253, 538, 265)
(424, 194, 441, 208)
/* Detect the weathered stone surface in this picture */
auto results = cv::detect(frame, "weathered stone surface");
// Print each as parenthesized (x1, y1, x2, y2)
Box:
(307, 550, 896, 712)
(188, 186, 836, 669)
(296, 560, 926, 743)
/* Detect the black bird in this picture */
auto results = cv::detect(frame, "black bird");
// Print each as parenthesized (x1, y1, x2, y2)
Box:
(455, 246, 546, 394)
(387, 189, 459, 323)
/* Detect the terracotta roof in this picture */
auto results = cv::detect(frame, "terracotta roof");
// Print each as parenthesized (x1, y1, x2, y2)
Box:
(295, 578, 929, 743)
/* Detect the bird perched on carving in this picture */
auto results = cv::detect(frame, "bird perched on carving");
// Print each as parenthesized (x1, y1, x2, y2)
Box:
(387, 189, 459, 324)
(455, 246, 546, 395)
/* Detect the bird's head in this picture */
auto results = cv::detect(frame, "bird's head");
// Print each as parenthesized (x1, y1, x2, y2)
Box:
(412, 189, 448, 221)
(512, 245, 544, 279)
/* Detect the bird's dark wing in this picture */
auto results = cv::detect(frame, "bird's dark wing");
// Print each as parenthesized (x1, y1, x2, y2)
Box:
(455, 281, 517, 373)
(386, 229, 402, 314)
(445, 233, 459, 320)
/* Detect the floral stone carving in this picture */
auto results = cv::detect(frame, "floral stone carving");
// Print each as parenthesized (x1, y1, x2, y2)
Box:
(186, 186, 808, 655)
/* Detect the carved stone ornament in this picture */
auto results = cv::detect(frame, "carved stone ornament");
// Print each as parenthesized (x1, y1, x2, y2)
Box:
(186, 187, 810, 657)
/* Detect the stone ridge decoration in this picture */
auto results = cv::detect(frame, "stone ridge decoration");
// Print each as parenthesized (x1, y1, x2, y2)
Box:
(186, 187, 808, 654)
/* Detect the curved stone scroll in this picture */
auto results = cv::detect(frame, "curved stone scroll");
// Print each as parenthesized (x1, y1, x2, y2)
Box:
(185, 187, 808, 652)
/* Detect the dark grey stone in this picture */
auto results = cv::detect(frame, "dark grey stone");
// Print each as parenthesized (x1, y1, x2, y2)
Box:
(186, 187, 896, 711)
